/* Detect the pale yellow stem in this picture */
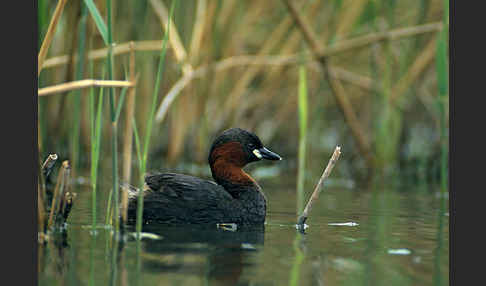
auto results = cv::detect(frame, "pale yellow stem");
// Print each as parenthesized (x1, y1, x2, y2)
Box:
(38, 79, 134, 97)
(38, 0, 68, 76)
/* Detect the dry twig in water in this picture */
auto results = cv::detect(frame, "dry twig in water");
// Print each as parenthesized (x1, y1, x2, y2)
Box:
(297, 146, 342, 228)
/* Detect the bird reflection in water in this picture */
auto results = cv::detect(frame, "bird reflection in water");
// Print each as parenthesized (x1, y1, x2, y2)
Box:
(136, 223, 265, 285)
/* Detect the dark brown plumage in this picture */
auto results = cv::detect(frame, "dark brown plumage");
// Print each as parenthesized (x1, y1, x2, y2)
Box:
(127, 128, 282, 225)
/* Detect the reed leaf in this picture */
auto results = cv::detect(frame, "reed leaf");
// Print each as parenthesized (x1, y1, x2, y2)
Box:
(135, 0, 177, 236)
(132, 118, 143, 171)
(436, 0, 448, 191)
(92, 85, 105, 185)
(114, 87, 128, 123)
(103, 0, 121, 231)
(105, 187, 113, 226)
(436, 33, 448, 97)
(71, 3, 88, 174)
(83, 0, 109, 45)
(90, 82, 105, 229)
(142, 0, 175, 166)
(296, 65, 308, 213)
(289, 234, 305, 286)
(38, 0, 49, 48)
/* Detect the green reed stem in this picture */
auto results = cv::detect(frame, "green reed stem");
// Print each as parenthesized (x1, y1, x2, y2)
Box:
(109, 234, 119, 286)
(436, 0, 448, 192)
(89, 86, 95, 227)
(89, 234, 96, 286)
(83, 0, 108, 45)
(90, 80, 104, 229)
(105, 187, 113, 226)
(105, 0, 120, 232)
(132, 118, 143, 171)
(433, 185, 447, 286)
(374, 3, 402, 173)
(114, 87, 128, 122)
(296, 65, 308, 213)
(135, 0, 176, 237)
(38, 0, 48, 47)
(71, 3, 88, 175)
(289, 234, 305, 286)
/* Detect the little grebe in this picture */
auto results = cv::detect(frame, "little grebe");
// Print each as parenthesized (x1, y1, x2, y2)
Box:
(127, 128, 282, 225)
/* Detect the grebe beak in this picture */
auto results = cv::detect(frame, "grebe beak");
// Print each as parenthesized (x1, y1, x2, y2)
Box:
(253, 147, 282, 161)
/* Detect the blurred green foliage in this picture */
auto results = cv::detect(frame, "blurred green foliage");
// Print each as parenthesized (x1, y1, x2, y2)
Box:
(38, 0, 449, 187)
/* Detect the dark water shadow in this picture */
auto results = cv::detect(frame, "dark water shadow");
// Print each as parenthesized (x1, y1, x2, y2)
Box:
(129, 224, 265, 285)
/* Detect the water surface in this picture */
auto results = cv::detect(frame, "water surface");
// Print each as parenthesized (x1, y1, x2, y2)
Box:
(38, 174, 448, 286)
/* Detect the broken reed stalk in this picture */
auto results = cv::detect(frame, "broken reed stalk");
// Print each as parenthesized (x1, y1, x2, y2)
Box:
(47, 161, 71, 229)
(58, 164, 74, 222)
(38, 79, 134, 97)
(39, 154, 57, 229)
(38, 184, 46, 242)
(42, 153, 58, 179)
(40, 153, 58, 206)
(38, 0, 68, 76)
(297, 146, 342, 226)
(47, 163, 65, 229)
(121, 42, 137, 225)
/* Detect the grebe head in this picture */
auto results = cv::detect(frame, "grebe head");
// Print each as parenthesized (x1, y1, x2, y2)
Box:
(208, 128, 282, 168)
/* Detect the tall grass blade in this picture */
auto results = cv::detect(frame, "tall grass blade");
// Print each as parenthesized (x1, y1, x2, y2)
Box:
(114, 87, 128, 122)
(142, 1, 175, 167)
(433, 185, 447, 285)
(89, 85, 95, 228)
(132, 118, 143, 171)
(296, 65, 308, 213)
(38, 0, 68, 76)
(436, 0, 449, 192)
(38, 0, 49, 48)
(122, 42, 137, 185)
(105, 0, 120, 232)
(90, 78, 105, 229)
(71, 3, 88, 174)
(105, 188, 114, 226)
(83, 0, 109, 45)
(135, 0, 177, 237)
(289, 234, 305, 286)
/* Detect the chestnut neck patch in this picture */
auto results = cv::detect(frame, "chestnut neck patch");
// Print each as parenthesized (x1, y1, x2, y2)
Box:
(209, 142, 256, 188)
